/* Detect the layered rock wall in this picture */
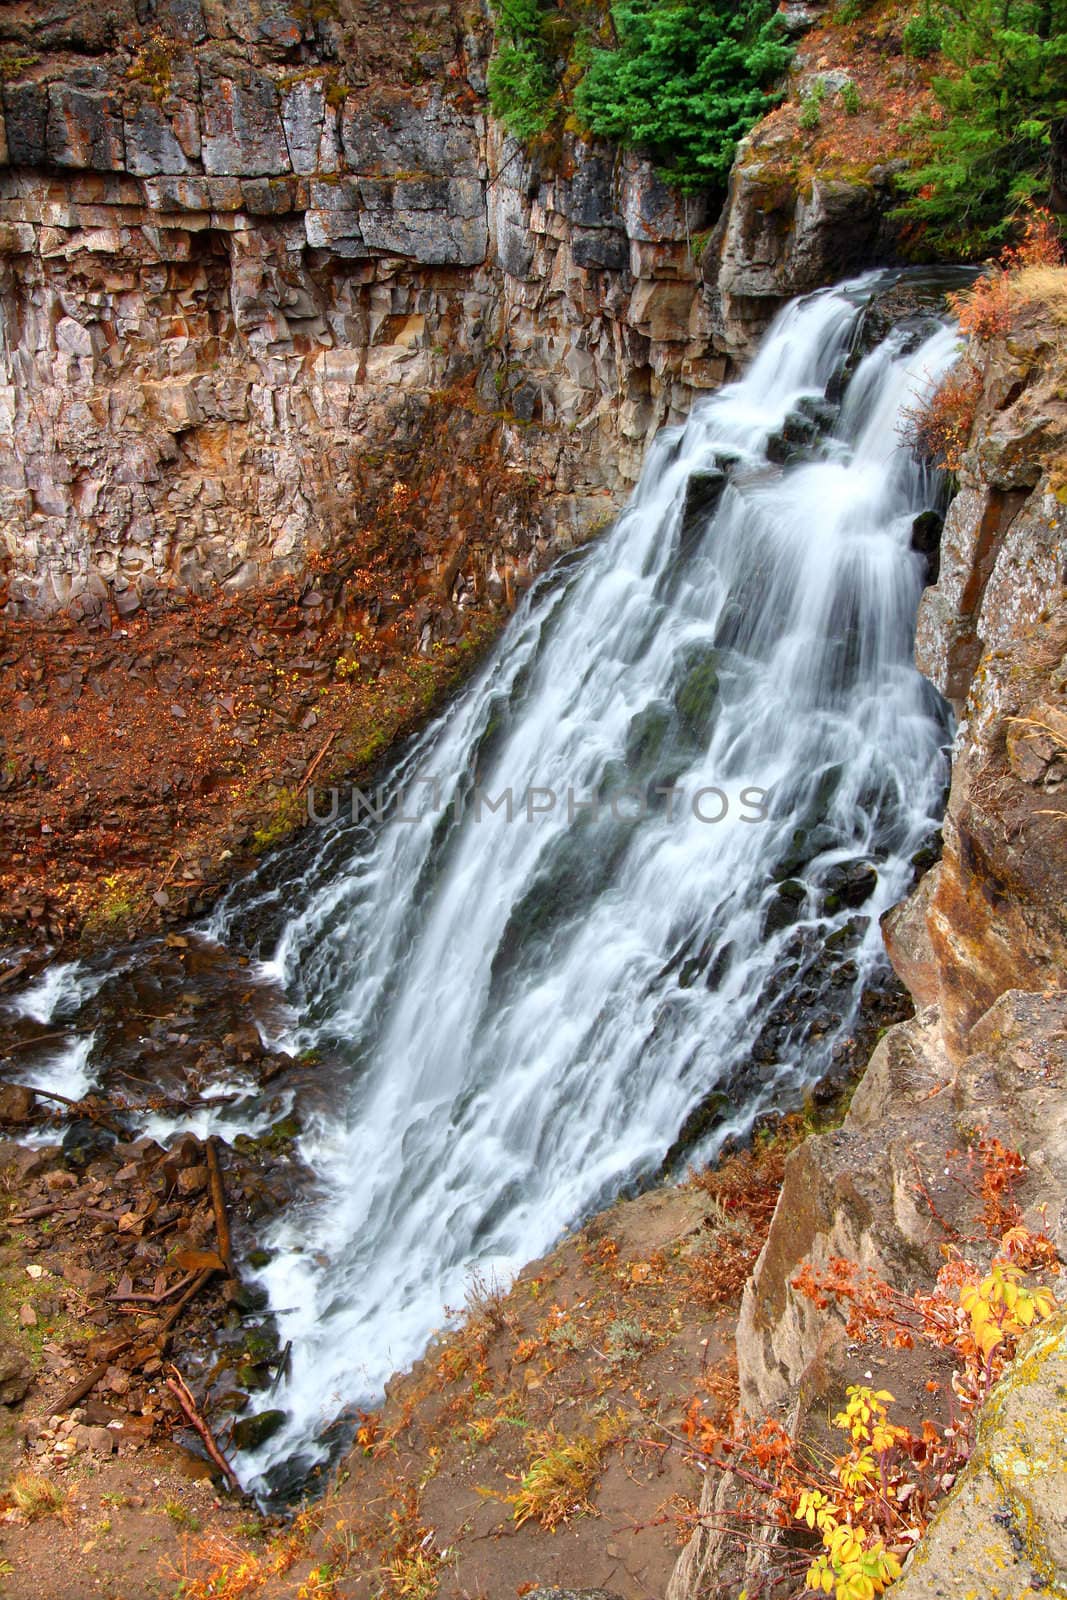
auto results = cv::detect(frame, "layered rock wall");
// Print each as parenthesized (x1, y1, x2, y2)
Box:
(0, 0, 911, 621)
(0, 3, 726, 619)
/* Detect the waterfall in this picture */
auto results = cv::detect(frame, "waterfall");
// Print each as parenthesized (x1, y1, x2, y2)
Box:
(200, 274, 958, 1489)
(0, 273, 960, 1495)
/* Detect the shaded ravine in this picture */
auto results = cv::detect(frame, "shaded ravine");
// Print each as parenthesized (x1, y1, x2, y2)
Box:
(2, 272, 960, 1496)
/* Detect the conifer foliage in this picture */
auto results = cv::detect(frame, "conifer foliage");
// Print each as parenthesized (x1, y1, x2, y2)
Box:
(486, 0, 559, 141)
(485, 0, 794, 194)
(897, 0, 1067, 254)
(576, 0, 794, 191)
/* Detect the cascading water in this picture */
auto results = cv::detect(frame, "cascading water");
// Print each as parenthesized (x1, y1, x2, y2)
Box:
(1, 273, 961, 1496)
(194, 274, 959, 1489)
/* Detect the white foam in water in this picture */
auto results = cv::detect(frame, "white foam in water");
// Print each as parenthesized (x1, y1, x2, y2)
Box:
(19, 1033, 97, 1104)
(189, 278, 960, 1490)
(3, 279, 957, 1489)
(4, 961, 108, 1025)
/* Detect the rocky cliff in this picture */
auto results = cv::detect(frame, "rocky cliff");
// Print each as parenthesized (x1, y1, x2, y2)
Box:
(669, 278, 1067, 1599)
(0, 0, 714, 620)
(0, 0, 917, 622)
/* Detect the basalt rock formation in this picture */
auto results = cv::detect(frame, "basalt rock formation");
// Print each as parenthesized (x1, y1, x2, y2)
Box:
(0, 0, 902, 624)
(0, 0, 712, 621)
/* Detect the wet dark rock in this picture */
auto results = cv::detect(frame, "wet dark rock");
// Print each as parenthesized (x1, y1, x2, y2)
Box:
(673, 647, 720, 743)
(705, 941, 734, 991)
(225, 1280, 271, 1313)
(910, 832, 943, 876)
(626, 702, 672, 774)
(232, 1408, 287, 1452)
(796, 394, 839, 431)
(660, 1090, 730, 1175)
(821, 860, 878, 913)
(776, 824, 837, 878)
(766, 410, 819, 465)
(824, 915, 871, 952)
(911, 509, 944, 584)
(62, 1118, 118, 1170)
(763, 879, 807, 937)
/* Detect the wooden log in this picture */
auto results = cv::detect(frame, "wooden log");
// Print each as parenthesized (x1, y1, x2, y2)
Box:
(53, 1266, 216, 1410)
(204, 1137, 235, 1279)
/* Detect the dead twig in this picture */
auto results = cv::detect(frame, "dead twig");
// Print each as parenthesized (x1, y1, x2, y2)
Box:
(111, 1269, 198, 1307)
(0, 1082, 125, 1134)
(54, 1266, 216, 1410)
(2, 1032, 78, 1054)
(165, 1364, 242, 1492)
(296, 729, 338, 797)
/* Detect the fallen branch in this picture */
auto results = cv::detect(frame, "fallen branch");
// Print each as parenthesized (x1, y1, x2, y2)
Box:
(2, 1032, 78, 1055)
(0, 1082, 125, 1135)
(0, 957, 34, 992)
(205, 1137, 235, 1279)
(157, 1267, 216, 1346)
(111, 1269, 198, 1307)
(6, 1201, 64, 1223)
(269, 1339, 293, 1395)
(54, 1266, 216, 1410)
(166, 1364, 242, 1492)
(296, 729, 338, 797)
(1, 1078, 238, 1124)
(53, 1345, 133, 1413)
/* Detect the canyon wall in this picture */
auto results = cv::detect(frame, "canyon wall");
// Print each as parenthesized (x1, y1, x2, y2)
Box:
(0, 0, 893, 623)
(0, 0, 714, 620)
(669, 291, 1067, 1599)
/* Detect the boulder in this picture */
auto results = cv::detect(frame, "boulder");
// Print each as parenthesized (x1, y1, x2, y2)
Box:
(0, 1083, 36, 1123)
(0, 1342, 32, 1406)
(232, 1408, 287, 1452)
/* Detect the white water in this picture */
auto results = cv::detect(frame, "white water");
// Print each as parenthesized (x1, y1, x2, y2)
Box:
(0, 277, 959, 1493)
(195, 278, 958, 1489)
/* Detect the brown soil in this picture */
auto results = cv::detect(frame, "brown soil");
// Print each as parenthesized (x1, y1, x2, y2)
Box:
(0, 386, 554, 958)
(0, 1435, 257, 1600)
(0, 1108, 812, 1598)
(164, 1124, 807, 1600)
(770, 0, 941, 192)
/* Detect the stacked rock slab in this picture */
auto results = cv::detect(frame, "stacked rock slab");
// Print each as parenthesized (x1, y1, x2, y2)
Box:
(0, 5, 723, 619)
(0, 0, 904, 619)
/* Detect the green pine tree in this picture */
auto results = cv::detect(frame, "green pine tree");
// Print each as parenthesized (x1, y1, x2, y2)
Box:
(574, 0, 794, 193)
(486, 0, 558, 141)
(896, 0, 1067, 255)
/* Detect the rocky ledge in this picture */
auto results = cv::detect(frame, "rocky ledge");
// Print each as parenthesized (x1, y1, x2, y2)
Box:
(669, 279, 1067, 1599)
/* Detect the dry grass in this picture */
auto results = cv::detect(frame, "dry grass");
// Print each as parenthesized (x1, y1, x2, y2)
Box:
(8, 1470, 67, 1523)
(508, 1410, 629, 1530)
(902, 360, 984, 473)
(1011, 266, 1067, 325)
